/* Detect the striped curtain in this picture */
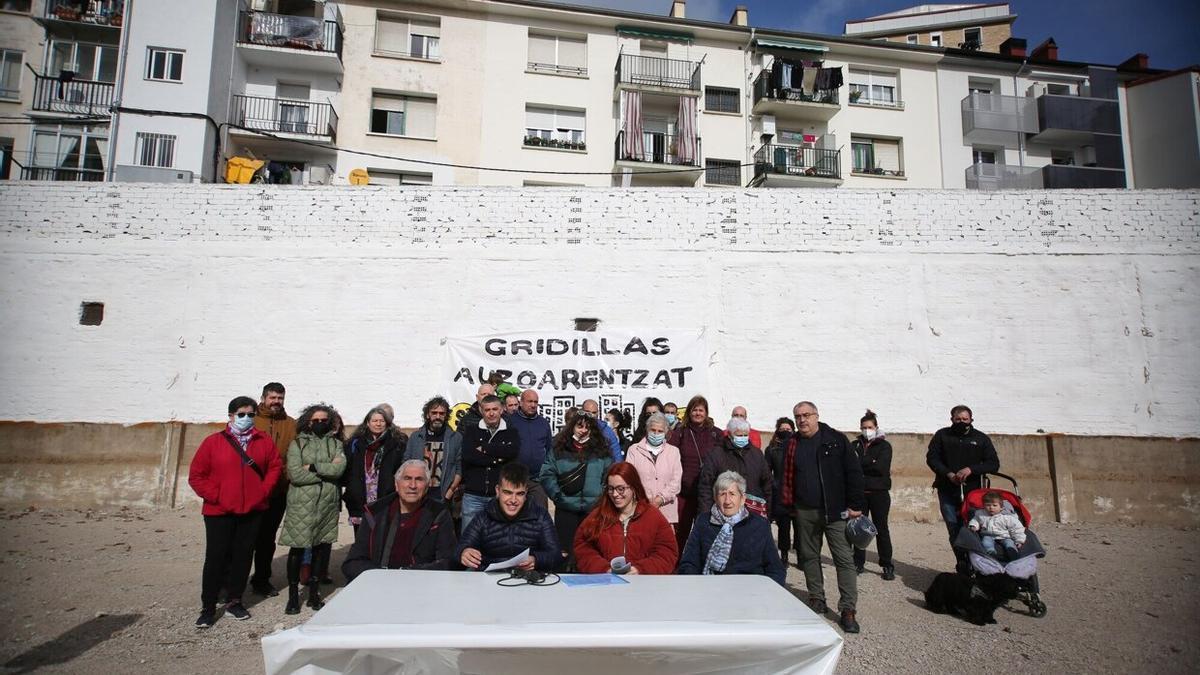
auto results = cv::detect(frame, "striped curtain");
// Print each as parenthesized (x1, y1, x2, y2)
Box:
(676, 96, 697, 164)
(620, 90, 643, 160)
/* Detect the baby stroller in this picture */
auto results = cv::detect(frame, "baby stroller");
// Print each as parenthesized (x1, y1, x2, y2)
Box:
(954, 472, 1048, 617)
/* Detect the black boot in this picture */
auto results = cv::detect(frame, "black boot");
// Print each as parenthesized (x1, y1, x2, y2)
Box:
(306, 581, 324, 610)
(285, 584, 301, 614)
(881, 564, 895, 581)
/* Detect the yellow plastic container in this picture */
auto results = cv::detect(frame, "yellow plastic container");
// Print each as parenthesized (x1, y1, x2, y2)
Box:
(225, 157, 264, 184)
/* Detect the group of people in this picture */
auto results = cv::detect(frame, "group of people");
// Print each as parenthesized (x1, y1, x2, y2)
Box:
(189, 380, 1000, 637)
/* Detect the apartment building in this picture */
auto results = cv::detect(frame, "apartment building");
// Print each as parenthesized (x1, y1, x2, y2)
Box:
(0, 1, 41, 179)
(1124, 67, 1200, 189)
(844, 3, 1016, 52)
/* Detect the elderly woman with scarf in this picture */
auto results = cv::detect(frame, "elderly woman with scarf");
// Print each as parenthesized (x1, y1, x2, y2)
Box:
(279, 403, 346, 615)
(342, 406, 407, 527)
(677, 470, 785, 586)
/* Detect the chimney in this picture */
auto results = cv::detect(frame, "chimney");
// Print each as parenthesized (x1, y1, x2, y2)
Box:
(729, 5, 748, 27)
(669, 0, 685, 19)
(1031, 37, 1058, 62)
(1119, 53, 1149, 70)
(999, 37, 1026, 58)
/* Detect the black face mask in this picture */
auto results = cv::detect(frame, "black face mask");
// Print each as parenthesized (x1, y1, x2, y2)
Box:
(951, 421, 972, 436)
(310, 421, 332, 436)
(775, 430, 793, 441)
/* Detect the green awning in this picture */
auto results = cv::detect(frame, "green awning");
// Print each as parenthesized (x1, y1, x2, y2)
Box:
(616, 25, 693, 43)
(754, 38, 828, 53)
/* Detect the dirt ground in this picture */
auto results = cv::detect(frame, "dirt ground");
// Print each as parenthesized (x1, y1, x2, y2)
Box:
(0, 505, 1196, 674)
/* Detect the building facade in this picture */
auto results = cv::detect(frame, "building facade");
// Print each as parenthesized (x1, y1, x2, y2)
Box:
(844, 3, 1016, 52)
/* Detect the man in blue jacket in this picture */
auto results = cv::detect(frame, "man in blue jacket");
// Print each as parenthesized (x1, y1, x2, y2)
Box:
(507, 389, 552, 509)
(581, 398, 623, 462)
(784, 401, 866, 634)
(456, 463, 559, 572)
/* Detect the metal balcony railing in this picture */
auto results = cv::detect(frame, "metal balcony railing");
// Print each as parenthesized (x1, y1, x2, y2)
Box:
(44, 0, 124, 26)
(964, 163, 1042, 190)
(961, 92, 1037, 144)
(615, 53, 701, 91)
(239, 11, 342, 59)
(752, 71, 839, 106)
(614, 131, 701, 167)
(753, 144, 841, 180)
(21, 166, 105, 181)
(232, 95, 338, 140)
(31, 73, 113, 115)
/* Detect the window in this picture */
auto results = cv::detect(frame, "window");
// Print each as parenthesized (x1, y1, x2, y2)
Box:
(146, 48, 183, 82)
(134, 132, 175, 168)
(374, 13, 440, 60)
(641, 41, 668, 58)
(1051, 149, 1075, 166)
(705, 159, 740, 186)
(29, 124, 107, 180)
(49, 41, 117, 82)
(930, 33, 942, 47)
(972, 148, 997, 165)
(906, 34, 918, 45)
(1045, 82, 1072, 96)
(0, 49, 21, 100)
(851, 135, 902, 176)
(524, 105, 585, 149)
(963, 27, 982, 49)
(527, 32, 587, 76)
(370, 93, 437, 138)
(276, 82, 311, 133)
(368, 169, 432, 186)
(848, 69, 900, 107)
(704, 86, 739, 114)
(79, 302, 103, 326)
(1, 1, 32, 13)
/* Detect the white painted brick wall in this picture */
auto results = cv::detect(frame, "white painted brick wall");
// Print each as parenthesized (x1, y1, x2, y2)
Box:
(0, 184, 1197, 436)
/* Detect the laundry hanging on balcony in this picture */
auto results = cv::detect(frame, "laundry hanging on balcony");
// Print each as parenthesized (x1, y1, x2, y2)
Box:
(619, 90, 644, 161)
(676, 97, 697, 165)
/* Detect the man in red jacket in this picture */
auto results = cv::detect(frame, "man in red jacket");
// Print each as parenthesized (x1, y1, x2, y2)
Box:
(189, 396, 283, 628)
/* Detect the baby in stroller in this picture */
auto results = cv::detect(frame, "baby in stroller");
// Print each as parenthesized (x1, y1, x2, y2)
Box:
(968, 491, 1025, 561)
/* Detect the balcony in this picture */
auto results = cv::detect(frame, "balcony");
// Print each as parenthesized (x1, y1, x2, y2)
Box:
(238, 11, 343, 73)
(614, 130, 702, 186)
(37, 1, 123, 31)
(1028, 94, 1121, 146)
(750, 144, 842, 187)
(31, 73, 113, 115)
(20, 166, 105, 181)
(751, 71, 840, 121)
(961, 92, 1037, 147)
(1040, 164, 1125, 189)
(614, 53, 701, 94)
(964, 163, 1042, 190)
(230, 95, 338, 142)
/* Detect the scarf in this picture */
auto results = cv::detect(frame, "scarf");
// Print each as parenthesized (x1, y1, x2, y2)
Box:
(363, 433, 387, 504)
(703, 504, 749, 575)
(227, 423, 253, 451)
(782, 437, 796, 508)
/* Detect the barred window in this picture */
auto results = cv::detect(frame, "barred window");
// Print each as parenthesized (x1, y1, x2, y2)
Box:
(705, 86, 739, 114)
(705, 159, 741, 186)
(135, 132, 175, 168)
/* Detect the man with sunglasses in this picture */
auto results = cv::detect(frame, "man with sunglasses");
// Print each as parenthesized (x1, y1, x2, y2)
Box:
(189, 396, 283, 628)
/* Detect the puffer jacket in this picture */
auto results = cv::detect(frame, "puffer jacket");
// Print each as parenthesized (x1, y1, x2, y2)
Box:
(676, 508, 786, 586)
(189, 427, 283, 516)
(341, 494, 457, 582)
(539, 443, 612, 514)
(697, 437, 773, 515)
(279, 433, 346, 548)
(573, 502, 678, 574)
(455, 498, 559, 571)
(342, 429, 407, 519)
(852, 435, 893, 492)
(969, 509, 1026, 545)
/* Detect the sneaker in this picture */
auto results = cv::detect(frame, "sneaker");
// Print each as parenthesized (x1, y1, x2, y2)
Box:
(807, 598, 828, 615)
(839, 610, 861, 634)
(195, 609, 216, 629)
(881, 565, 895, 581)
(225, 602, 251, 621)
(251, 581, 279, 597)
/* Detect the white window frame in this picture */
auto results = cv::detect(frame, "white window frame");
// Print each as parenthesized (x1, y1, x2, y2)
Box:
(527, 32, 588, 77)
(145, 47, 183, 83)
(0, 48, 22, 100)
(49, 40, 118, 82)
(134, 132, 175, 168)
(930, 32, 942, 47)
(906, 34, 918, 45)
(963, 27, 982, 48)
(367, 169, 433, 186)
(524, 105, 585, 149)
(851, 135, 904, 177)
(29, 123, 107, 178)
(370, 92, 437, 139)
(373, 12, 441, 61)
(848, 68, 902, 109)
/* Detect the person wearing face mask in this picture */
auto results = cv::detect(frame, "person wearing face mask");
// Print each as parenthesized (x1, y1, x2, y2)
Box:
(926, 404, 999, 574)
(278, 403, 347, 615)
(539, 413, 613, 571)
(697, 417, 772, 517)
(189, 396, 283, 628)
(625, 413, 683, 530)
(765, 417, 799, 564)
(631, 397, 663, 443)
(851, 410, 894, 580)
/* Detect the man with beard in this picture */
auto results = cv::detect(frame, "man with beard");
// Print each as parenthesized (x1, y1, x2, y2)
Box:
(248, 382, 296, 597)
(404, 396, 463, 506)
(507, 389, 552, 509)
(926, 404, 999, 573)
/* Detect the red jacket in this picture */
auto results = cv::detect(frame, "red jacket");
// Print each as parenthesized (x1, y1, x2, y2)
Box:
(573, 503, 679, 575)
(189, 427, 283, 516)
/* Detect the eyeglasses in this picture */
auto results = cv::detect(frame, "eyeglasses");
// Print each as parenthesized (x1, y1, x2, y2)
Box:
(235, 412, 255, 419)
(794, 412, 817, 420)
(605, 485, 631, 495)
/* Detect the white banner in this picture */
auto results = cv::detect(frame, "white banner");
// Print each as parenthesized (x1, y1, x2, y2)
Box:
(442, 329, 708, 431)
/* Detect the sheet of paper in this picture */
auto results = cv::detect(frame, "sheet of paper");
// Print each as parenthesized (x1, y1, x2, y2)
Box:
(483, 548, 531, 572)
(561, 574, 630, 587)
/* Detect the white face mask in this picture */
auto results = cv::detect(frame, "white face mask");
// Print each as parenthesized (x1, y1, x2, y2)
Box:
(862, 428, 878, 441)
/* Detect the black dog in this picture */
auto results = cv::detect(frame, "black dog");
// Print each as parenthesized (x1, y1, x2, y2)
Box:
(924, 572, 1019, 625)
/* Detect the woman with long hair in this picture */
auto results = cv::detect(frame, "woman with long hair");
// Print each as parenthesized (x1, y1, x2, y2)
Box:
(666, 395, 724, 552)
(573, 462, 678, 574)
(539, 413, 613, 571)
(342, 406, 407, 527)
(765, 416, 799, 564)
(631, 397, 664, 443)
(279, 403, 346, 614)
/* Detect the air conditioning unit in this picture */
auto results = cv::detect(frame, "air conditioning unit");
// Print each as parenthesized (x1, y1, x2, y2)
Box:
(308, 165, 332, 185)
(1027, 83, 1047, 97)
(761, 114, 776, 138)
(114, 165, 194, 183)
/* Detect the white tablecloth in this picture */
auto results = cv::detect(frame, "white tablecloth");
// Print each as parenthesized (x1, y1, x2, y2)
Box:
(261, 570, 842, 675)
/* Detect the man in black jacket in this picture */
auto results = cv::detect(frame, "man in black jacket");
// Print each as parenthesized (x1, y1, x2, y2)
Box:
(456, 463, 559, 572)
(459, 395, 520, 530)
(926, 404, 1000, 573)
(342, 460, 458, 583)
(783, 401, 865, 634)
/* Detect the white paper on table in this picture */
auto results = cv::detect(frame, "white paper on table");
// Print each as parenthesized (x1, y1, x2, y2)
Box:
(483, 548, 530, 572)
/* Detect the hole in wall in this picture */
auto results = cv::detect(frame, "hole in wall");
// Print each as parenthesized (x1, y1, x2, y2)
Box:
(80, 302, 104, 326)
(573, 317, 600, 332)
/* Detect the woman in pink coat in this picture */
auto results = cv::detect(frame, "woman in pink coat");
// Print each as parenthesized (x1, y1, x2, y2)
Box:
(625, 412, 683, 530)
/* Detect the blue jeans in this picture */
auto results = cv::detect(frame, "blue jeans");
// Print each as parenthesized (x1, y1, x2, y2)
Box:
(461, 492, 491, 532)
(981, 535, 1019, 561)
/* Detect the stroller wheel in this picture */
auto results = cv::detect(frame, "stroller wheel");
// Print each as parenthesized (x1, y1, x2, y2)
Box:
(1027, 594, 1048, 618)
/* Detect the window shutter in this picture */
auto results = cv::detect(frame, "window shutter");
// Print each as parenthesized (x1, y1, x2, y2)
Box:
(528, 34, 556, 65)
(525, 106, 557, 129)
(874, 139, 901, 172)
(375, 16, 408, 54)
(410, 18, 440, 38)
(556, 108, 585, 131)
(558, 36, 586, 68)
(372, 93, 406, 112)
(405, 96, 437, 137)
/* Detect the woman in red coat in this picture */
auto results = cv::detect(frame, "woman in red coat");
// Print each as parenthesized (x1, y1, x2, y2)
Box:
(573, 462, 678, 574)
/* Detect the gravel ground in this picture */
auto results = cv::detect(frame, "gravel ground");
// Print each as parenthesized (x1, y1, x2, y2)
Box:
(0, 505, 1196, 674)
